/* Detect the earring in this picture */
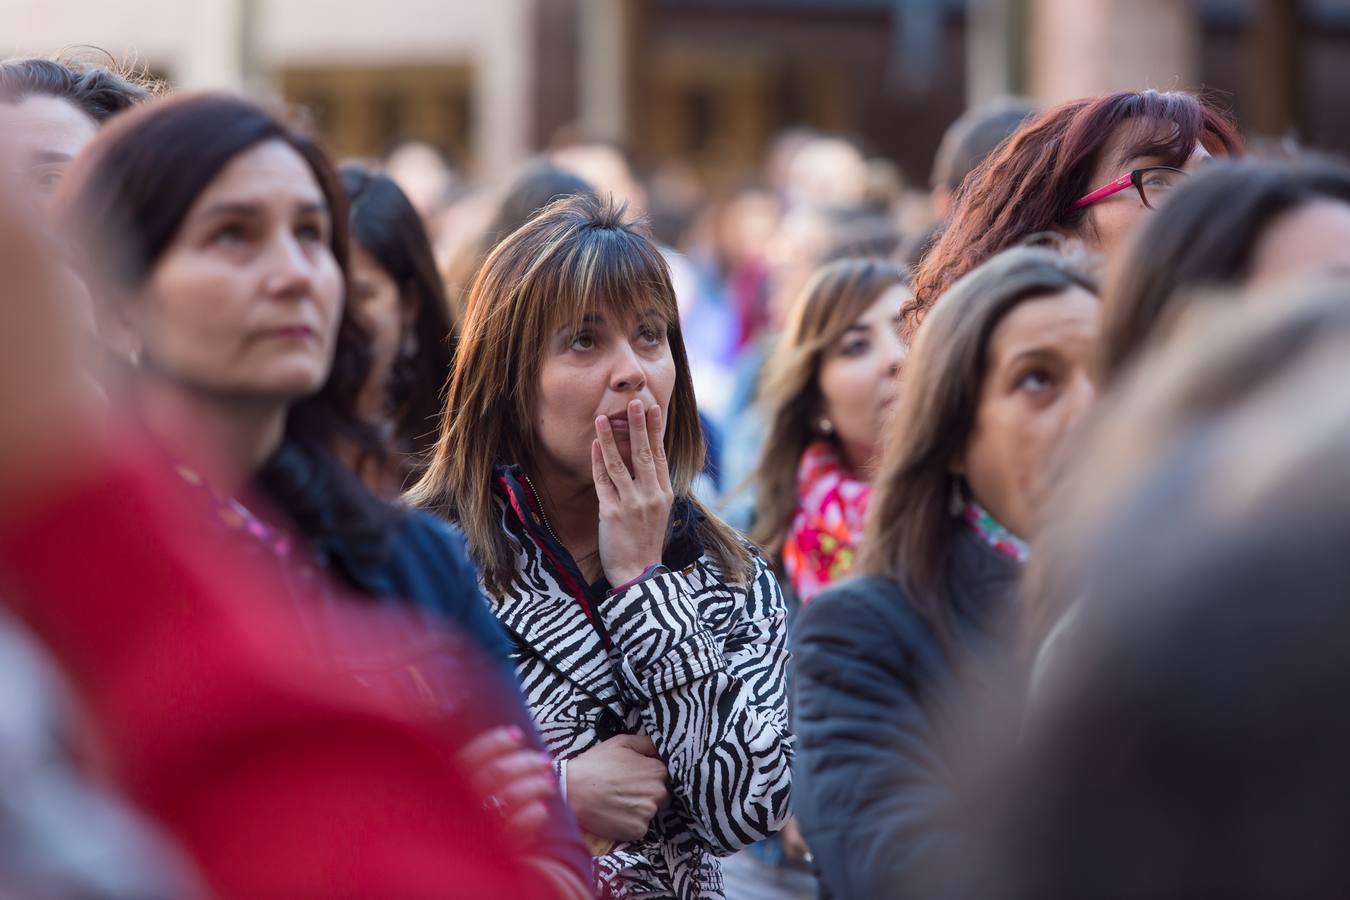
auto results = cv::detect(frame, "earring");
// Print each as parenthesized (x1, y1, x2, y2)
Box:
(816, 417, 834, 435)
(948, 478, 966, 516)
(127, 348, 142, 368)
(400, 328, 419, 361)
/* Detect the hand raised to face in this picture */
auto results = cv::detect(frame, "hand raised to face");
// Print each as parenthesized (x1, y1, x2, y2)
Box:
(590, 399, 674, 588)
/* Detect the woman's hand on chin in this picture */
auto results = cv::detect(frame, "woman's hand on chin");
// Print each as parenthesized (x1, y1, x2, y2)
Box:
(591, 399, 674, 587)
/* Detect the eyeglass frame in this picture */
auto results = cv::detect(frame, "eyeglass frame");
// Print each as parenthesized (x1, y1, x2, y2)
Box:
(1071, 165, 1188, 211)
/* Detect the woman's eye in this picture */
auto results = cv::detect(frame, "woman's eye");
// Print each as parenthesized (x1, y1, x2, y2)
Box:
(1017, 369, 1054, 393)
(637, 326, 665, 346)
(296, 222, 325, 243)
(570, 332, 596, 351)
(210, 223, 247, 246)
(840, 339, 869, 358)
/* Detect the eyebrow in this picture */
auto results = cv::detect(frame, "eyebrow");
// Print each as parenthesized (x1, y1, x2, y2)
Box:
(199, 200, 328, 220)
(28, 150, 72, 165)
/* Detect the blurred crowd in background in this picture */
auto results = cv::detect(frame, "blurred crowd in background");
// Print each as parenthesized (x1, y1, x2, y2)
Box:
(3, 2, 1350, 899)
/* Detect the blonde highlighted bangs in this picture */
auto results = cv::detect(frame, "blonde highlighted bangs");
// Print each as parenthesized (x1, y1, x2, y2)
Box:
(410, 193, 753, 593)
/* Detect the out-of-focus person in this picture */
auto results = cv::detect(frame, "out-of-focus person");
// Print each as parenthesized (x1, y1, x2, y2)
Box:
(751, 258, 910, 605)
(911, 90, 1241, 331)
(339, 162, 457, 497)
(58, 92, 590, 896)
(409, 194, 793, 898)
(968, 283, 1350, 900)
(0, 53, 153, 199)
(793, 247, 1099, 900)
(0, 142, 572, 899)
(1095, 155, 1350, 386)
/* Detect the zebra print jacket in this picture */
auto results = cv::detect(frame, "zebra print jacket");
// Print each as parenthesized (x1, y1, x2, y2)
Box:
(483, 467, 793, 899)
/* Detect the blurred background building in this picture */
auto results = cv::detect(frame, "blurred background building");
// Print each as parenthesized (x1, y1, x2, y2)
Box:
(2, 0, 1347, 185)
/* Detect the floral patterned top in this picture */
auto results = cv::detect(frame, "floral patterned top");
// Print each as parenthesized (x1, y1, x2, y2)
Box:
(782, 442, 872, 605)
(962, 497, 1031, 563)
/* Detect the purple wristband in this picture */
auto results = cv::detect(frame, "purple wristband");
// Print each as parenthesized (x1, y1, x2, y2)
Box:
(608, 564, 665, 596)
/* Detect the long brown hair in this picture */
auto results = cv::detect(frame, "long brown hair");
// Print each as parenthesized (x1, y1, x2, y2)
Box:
(861, 247, 1097, 620)
(911, 90, 1240, 334)
(749, 257, 909, 562)
(407, 193, 753, 593)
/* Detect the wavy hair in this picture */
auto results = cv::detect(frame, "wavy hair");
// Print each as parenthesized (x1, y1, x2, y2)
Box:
(911, 90, 1239, 334)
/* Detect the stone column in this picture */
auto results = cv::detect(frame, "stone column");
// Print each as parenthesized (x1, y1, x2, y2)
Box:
(179, 0, 249, 90)
(577, 0, 629, 143)
(473, 0, 535, 179)
(1027, 0, 1198, 104)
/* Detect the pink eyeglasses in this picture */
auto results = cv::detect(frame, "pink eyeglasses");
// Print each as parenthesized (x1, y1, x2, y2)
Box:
(1071, 165, 1188, 211)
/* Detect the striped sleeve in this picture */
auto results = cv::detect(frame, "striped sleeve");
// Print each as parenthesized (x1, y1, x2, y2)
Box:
(600, 553, 793, 855)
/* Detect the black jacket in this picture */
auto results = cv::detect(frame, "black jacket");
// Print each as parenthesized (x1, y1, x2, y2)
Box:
(793, 529, 1019, 900)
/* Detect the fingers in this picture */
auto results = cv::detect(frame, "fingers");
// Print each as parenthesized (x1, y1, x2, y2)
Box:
(591, 437, 621, 506)
(647, 404, 673, 494)
(496, 772, 559, 809)
(594, 415, 633, 499)
(479, 749, 554, 791)
(627, 399, 659, 490)
(505, 801, 550, 838)
(457, 725, 525, 771)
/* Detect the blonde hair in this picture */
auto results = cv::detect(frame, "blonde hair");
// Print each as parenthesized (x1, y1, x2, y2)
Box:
(407, 194, 752, 592)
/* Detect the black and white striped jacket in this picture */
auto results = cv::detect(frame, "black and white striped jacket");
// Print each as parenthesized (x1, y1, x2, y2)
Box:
(484, 468, 793, 899)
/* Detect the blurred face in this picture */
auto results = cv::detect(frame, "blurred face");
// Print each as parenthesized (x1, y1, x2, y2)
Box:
(1247, 200, 1350, 290)
(0, 95, 98, 201)
(1076, 121, 1211, 260)
(349, 241, 406, 412)
(536, 304, 677, 483)
(817, 286, 909, 474)
(129, 139, 343, 404)
(954, 287, 1099, 539)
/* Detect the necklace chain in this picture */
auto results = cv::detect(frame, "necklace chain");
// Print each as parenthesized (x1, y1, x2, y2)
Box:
(523, 475, 600, 564)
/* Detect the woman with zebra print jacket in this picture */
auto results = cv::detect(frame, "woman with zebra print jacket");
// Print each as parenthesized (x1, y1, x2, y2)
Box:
(409, 193, 793, 898)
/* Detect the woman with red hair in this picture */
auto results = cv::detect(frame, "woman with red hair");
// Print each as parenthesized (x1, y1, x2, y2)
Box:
(911, 90, 1240, 330)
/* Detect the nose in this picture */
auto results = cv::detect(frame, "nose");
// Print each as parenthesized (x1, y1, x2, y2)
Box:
(609, 341, 647, 395)
(261, 231, 316, 300)
(1061, 371, 1097, 431)
(882, 330, 907, 380)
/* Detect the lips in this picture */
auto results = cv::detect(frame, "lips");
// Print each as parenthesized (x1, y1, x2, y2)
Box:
(606, 414, 631, 433)
(271, 324, 317, 339)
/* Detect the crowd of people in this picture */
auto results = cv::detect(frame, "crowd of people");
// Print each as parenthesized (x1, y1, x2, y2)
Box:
(0, 48, 1349, 900)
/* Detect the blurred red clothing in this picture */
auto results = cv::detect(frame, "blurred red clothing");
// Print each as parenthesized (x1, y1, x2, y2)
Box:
(0, 446, 567, 899)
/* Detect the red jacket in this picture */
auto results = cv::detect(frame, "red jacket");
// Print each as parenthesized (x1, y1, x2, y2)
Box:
(0, 449, 570, 899)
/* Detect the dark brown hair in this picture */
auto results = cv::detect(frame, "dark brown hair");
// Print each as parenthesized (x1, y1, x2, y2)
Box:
(408, 193, 753, 593)
(1097, 155, 1350, 386)
(861, 247, 1097, 619)
(58, 93, 392, 552)
(341, 162, 457, 472)
(0, 52, 155, 123)
(749, 257, 909, 562)
(911, 90, 1240, 334)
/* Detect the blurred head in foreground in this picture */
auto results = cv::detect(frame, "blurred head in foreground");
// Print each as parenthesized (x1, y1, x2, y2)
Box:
(972, 283, 1350, 900)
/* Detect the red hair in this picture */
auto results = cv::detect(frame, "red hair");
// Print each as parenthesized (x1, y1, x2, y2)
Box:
(910, 90, 1241, 334)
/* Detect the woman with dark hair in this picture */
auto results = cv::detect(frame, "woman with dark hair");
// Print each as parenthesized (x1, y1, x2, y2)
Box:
(1096, 155, 1350, 386)
(750, 257, 910, 604)
(793, 247, 1099, 899)
(57, 93, 590, 898)
(970, 284, 1350, 900)
(409, 193, 793, 898)
(339, 162, 456, 495)
(911, 89, 1240, 330)
(484, 161, 599, 251)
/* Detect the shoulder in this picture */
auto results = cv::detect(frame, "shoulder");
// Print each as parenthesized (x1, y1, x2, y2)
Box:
(796, 574, 934, 660)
